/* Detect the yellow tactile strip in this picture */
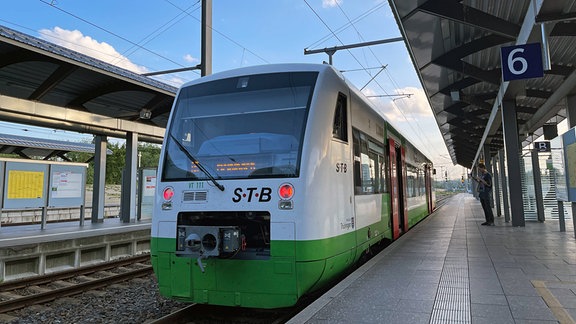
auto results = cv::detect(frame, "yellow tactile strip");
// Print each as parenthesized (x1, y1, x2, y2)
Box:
(531, 280, 576, 324)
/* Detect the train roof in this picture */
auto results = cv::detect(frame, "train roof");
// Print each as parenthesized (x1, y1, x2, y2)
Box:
(179, 63, 342, 87)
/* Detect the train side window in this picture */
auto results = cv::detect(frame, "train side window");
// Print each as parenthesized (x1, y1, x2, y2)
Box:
(378, 153, 388, 193)
(332, 93, 348, 142)
(368, 140, 386, 194)
(353, 128, 389, 195)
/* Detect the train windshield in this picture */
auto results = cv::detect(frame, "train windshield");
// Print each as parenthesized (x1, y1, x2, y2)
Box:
(162, 71, 318, 181)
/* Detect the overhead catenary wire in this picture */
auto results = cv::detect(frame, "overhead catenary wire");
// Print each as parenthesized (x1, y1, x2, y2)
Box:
(336, 2, 447, 161)
(111, 1, 202, 66)
(39, 0, 186, 68)
(164, 0, 270, 65)
(304, 0, 444, 162)
(306, 1, 387, 50)
(39, 0, 269, 78)
(382, 68, 445, 159)
(303, 1, 382, 80)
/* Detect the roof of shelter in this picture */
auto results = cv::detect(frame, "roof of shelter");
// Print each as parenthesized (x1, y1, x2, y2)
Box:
(0, 133, 111, 161)
(0, 25, 177, 143)
(388, 0, 576, 169)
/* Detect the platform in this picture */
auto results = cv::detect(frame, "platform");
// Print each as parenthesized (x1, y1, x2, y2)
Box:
(289, 193, 576, 324)
(0, 218, 151, 282)
(0, 217, 150, 247)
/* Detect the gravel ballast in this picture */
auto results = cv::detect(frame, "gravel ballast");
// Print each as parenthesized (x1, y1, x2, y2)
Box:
(4, 275, 185, 324)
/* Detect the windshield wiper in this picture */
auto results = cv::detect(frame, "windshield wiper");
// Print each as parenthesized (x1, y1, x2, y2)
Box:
(168, 133, 225, 191)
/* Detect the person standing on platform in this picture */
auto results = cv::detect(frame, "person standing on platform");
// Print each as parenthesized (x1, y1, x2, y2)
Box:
(474, 163, 495, 226)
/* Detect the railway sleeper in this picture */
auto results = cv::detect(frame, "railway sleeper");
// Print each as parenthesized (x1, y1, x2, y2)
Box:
(51, 280, 75, 289)
(27, 286, 52, 294)
(0, 292, 21, 300)
(93, 271, 116, 278)
(75, 276, 97, 283)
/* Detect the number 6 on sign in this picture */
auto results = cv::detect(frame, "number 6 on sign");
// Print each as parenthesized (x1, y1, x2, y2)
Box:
(507, 48, 528, 75)
(501, 43, 543, 82)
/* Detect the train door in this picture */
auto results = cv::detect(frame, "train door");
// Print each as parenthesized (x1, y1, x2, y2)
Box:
(425, 164, 434, 212)
(398, 146, 409, 232)
(388, 139, 401, 239)
(388, 139, 408, 240)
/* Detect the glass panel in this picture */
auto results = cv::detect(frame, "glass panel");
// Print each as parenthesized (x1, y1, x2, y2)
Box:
(360, 152, 374, 194)
(519, 149, 571, 221)
(332, 93, 348, 142)
(162, 72, 317, 181)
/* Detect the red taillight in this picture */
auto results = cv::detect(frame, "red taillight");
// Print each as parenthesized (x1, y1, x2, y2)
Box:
(278, 183, 294, 200)
(163, 187, 174, 201)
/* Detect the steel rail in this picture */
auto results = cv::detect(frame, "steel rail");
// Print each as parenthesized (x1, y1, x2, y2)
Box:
(0, 254, 150, 292)
(0, 266, 152, 313)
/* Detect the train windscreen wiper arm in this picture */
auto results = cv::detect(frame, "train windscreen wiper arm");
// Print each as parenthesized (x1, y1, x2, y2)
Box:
(168, 133, 225, 191)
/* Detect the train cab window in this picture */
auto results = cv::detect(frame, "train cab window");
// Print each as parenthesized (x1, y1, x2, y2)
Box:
(332, 93, 348, 142)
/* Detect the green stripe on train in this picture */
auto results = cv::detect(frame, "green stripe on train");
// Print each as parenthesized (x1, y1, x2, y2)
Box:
(408, 203, 429, 228)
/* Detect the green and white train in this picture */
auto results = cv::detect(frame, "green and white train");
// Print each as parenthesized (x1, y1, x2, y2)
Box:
(151, 63, 435, 309)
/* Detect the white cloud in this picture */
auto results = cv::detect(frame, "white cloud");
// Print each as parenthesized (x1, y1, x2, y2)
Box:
(371, 86, 432, 123)
(391, 87, 432, 117)
(163, 76, 186, 87)
(39, 27, 149, 74)
(322, 0, 342, 8)
(361, 87, 378, 98)
(183, 54, 199, 63)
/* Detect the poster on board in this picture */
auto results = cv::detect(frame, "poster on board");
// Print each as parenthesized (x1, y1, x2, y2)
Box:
(48, 164, 87, 207)
(3, 161, 48, 209)
(51, 171, 84, 198)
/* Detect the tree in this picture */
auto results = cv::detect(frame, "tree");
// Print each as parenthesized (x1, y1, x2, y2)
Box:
(138, 143, 161, 168)
(106, 141, 125, 184)
(67, 140, 162, 185)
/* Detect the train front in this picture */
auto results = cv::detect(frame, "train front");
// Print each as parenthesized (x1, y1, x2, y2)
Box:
(151, 68, 318, 308)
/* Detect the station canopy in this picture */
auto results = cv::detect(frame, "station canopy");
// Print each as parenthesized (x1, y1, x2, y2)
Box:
(0, 133, 112, 161)
(0, 25, 177, 143)
(388, 0, 576, 169)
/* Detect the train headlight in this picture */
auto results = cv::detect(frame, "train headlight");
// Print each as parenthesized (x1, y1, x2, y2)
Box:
(163, 187, 174, 201)
(162, 187, 174, 210)
(278, 183, 294, 200)
(278, 183, 294, 210)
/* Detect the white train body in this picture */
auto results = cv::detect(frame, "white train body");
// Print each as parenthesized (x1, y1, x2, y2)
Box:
(151, 63, 434, 308)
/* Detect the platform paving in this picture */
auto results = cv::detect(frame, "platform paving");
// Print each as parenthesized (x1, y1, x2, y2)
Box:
(0, 218, 150, 247)
(288, 193, 576, 324)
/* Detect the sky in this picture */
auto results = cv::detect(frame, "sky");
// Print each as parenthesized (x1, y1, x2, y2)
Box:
(1, 0, 466, 180)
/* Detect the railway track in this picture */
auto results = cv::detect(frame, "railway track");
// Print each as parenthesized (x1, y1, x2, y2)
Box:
(0, 254, 152, 313)
(150, 303, 299, 324)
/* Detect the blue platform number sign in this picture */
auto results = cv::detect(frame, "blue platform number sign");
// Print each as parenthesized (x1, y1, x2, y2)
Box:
(501, 43, 544, 81)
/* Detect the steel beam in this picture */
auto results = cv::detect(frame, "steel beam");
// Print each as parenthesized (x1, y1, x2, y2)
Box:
(91, 135, 107, 223)
(417, 0, 520, 39)
(502, 100, 525, 226)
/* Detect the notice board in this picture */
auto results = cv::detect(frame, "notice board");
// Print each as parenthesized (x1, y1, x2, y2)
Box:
(3, 161, 48, 209)
(561, 127, 576, 202)
(1, 159, 87, 209)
